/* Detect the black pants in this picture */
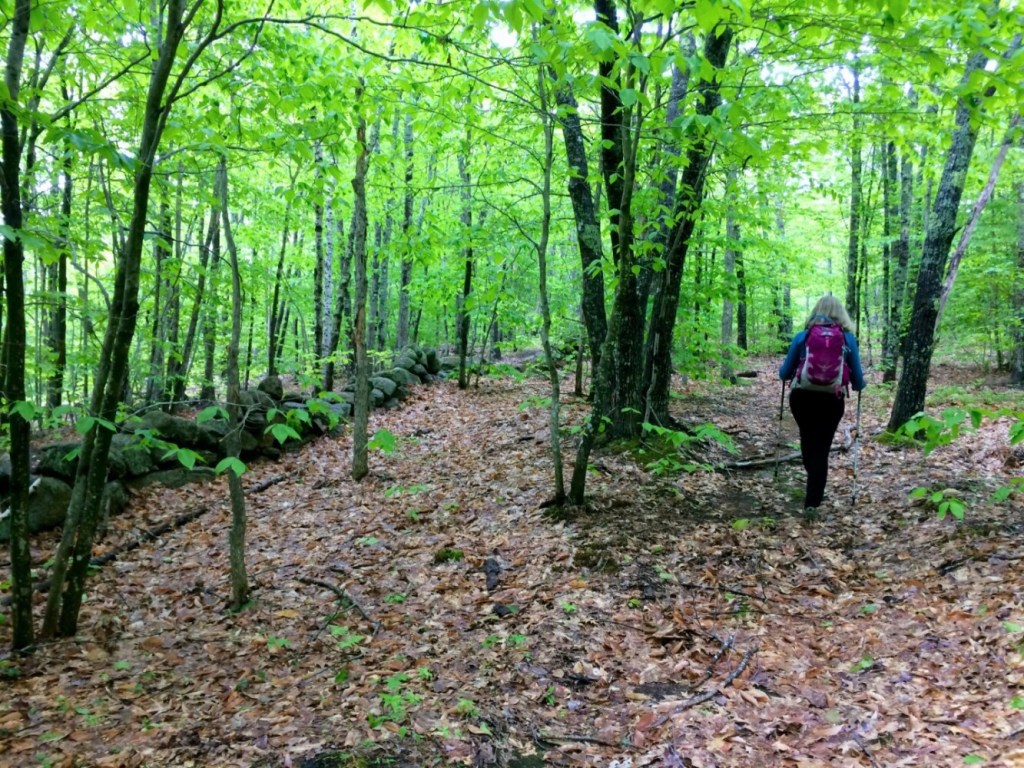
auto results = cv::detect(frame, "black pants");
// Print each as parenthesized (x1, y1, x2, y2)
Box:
(789, 388, 846, 508)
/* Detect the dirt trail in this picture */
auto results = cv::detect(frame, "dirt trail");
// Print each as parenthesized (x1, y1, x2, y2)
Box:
(2, 360, 1023, 767)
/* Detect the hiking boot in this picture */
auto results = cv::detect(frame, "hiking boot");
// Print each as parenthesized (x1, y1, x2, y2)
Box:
(801, 507, 820, 524)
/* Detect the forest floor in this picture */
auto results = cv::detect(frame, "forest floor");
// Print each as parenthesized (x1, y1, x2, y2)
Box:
(2, 357, 1024, 768)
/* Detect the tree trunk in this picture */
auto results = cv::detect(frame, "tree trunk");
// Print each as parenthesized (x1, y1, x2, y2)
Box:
(888, 50, 991, 431)
(721, 169, 739, 382)
(935, 113, 1022, 331)
(736, 251, 747, 350)
(1013, 177, 1024, 387)
(169, 202, 216, 409)
(46, 147, 72, 410)
(1, 0, 34, 652)
(351, 101, 371, 480)
(642, 26, 734, 426)
(44, 0, 197, 637)
(217, 158, 249, 611)
(395, 112, 415, 350)
(553, 81, 606, 367)
(457, 129, 473, 390)
(145, 195, 171, 404)
(200, 217, 221, 402)
(268, 166, 298, 376)
(535, 72, 565, 503)
(314, 143, 328, 368)
(881, 142, 899, 380)
(846, 64, 862, 323)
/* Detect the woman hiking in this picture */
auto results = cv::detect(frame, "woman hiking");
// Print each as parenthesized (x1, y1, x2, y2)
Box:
(778, 295, 866, 521)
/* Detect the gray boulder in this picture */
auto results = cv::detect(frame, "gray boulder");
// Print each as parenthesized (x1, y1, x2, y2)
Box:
(257, 375, 284, 401)
(0, 476, 73, 542)
(383, 367, 416, 387)
(370, 376, 398, 398)
(139, 410, 214, 451)
(110, 433, 157, 478)
(395, 353, 417, 371)
(127, 467, 218, 490)
(425, 349, 441, 375)
(34, 442, 82, 482)
(371, 388, 386, 407)
(412, 363, 429, 379)
(383, 398, 402, 410)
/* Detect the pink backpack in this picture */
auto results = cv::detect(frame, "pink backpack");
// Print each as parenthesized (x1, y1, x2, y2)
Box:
(797, 324, 849, 395)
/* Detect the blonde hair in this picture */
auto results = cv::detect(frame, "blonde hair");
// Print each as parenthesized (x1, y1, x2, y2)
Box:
(804, 295, 854, 332)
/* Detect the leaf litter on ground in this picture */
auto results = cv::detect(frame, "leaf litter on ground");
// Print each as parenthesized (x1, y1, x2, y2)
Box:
(1, 358, 1023, 767)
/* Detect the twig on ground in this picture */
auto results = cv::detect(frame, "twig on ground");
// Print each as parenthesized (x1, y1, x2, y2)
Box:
(853, 732, 881, 768)
(297, 575, 378, 637)
(722, 445, 845, 470)
(674, 646, 757, 711)
(676, 580, 768, 603)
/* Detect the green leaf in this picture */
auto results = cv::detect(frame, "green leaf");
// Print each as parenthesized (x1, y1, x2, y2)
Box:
(963, 756, 986, 765)
(471, 3, 489, 31)
(369, 428, 398, 453)
(1011, 695, 1024, 710)
(1002, 621, 1024, 633)
(196, 406, 227, 423)
(215, 457, 246, 477)
(732, 518, 751, 531)
(267, 422, 302, 445)
(620, 88, 639, 107)
(77, 415, 117, 436)
(9, 400, 39, 421)
(694, 0, 724, 32)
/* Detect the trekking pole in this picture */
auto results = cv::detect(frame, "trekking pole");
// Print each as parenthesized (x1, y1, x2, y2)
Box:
(851, 389, 862, 507)
(773, 380, 786, 481)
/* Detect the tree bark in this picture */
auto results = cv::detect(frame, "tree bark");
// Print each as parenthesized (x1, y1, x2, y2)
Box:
(536, 66, 565, 502)
(457, 129, 474, 390)
(217, 158, 249, 611)
(46, 147, 72, 410)
(888, 50, 991, 431)
(1013, 177, 1024, 387)
(169, 202, 216, 408)
(553, 81, 606, 367)
(44, 0, 202, 637)
(200, 215, 221, 402)
(268, 166, 298, 376)
(313, 141, 326, 364)
(846, 64, 862, 324)
(721, 168, 739, 382)
(934, 113, 1022, 331)
(351, 102, 371, 480)
(1, 0, 34, 652)
(642, 26, 733, 426)
(396, 112, 415, 350)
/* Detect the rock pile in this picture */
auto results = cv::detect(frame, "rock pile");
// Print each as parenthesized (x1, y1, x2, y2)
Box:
(0, 346, 444, 541)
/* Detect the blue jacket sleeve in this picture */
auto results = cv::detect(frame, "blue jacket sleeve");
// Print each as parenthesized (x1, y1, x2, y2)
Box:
(845, 332, 866, 391)
(779, 332, 806, 381)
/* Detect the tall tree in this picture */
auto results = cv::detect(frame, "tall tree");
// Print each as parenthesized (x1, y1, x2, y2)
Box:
(351, 93, 371, 481)
(1013, 177, 1024, 387)
(888, 49, 992, 431)
(846, 64, 863, 323)
(217, 157, 249, 611)
(1, 0, 34, 652)
(395, 112, 415, 350)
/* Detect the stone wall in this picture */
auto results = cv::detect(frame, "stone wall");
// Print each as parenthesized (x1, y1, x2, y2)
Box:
(0, 346, 443, 541)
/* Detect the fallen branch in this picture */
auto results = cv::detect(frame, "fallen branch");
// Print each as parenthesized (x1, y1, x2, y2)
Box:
(677, 581, 768, 603)
(674, 646, 757, 711)
(297, 575, 378, 636)
(722, 445, 846, 470)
